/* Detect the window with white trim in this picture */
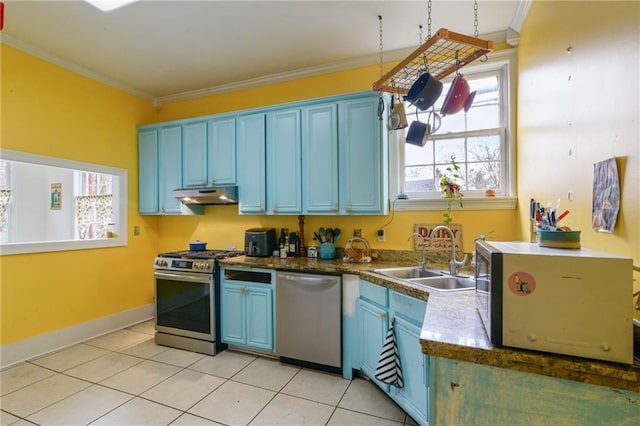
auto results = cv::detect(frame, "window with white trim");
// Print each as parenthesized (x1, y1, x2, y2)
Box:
(390, 50, 516, 210)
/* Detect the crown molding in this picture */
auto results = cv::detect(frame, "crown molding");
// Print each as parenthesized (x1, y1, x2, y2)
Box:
(510, 0, 532, 33)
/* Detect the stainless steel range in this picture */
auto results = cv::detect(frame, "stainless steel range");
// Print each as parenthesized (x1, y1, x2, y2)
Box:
(153, 250, 243, 355)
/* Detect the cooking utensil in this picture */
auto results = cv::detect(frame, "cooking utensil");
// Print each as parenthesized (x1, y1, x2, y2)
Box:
(325, 228, 334, 243)
(405, 72, 443, 111)
(463, 90, 476, 112)
(388, 96, 400, 130)
(189, 240, 207, 251)
(441, 74, 470, 116)
(333, 228, 342, 243)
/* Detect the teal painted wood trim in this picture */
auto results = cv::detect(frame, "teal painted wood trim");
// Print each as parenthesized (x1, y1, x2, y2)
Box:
(431, 356, 640, 425)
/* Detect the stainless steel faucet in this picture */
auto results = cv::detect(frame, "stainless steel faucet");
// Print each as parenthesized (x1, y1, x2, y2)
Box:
(407, 232, 427, 271)
(429, 225, 468, 276)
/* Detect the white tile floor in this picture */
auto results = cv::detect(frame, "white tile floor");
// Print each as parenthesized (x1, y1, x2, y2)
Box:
(1, 321, 418, 426)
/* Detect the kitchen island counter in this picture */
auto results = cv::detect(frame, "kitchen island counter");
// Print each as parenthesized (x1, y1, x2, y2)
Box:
(220, 256, 640, 393)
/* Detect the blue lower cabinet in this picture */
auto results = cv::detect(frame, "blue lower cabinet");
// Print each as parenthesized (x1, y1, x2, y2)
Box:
(357, 280, 429, 426)
(220, 267, 275, 352)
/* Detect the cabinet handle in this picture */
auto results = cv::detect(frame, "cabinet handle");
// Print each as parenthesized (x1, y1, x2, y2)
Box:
(379, 312, 385, 319)
(331, 204, 338, 211)
(346, 205, 352, 212)
(160, 208, 165, 213)
(260, 205, 265, 212)
(272, 206, 277, 213)
(241, 286, 248, 293)
(201, 180, 206, 185)
(210, 179, 215, 185)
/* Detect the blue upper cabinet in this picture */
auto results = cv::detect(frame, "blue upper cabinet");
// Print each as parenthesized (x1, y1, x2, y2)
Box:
(158, 125, 185, 214)
(138, 129, 159, 214)
(182, 121, 208, 188)
(138, 91, 388, 216)
(267, 109, 302, 214)
(208, 117, 236, 186)
(339, 96, 388, 215)
(302, 103, 339, 214)
(237, 113, 266, 214)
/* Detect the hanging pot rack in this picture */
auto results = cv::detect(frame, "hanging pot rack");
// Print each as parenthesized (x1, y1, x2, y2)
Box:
(373, 27, 493, 95)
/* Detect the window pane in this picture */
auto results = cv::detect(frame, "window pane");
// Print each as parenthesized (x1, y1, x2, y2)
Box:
(405, 140, 434, 166)
(468, 161, 501, 190)
(405, 165, 436, 192)
(468, 135, 501, 161)
(434, 139, 465, 164)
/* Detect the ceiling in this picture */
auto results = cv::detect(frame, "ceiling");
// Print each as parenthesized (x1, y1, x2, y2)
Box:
(2, 1, 529, 104)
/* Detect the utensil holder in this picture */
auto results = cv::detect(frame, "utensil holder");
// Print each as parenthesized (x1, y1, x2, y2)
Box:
(319, 243, 336, 260)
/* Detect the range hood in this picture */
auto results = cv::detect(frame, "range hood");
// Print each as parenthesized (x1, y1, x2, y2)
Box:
(173, 186, 238, 205)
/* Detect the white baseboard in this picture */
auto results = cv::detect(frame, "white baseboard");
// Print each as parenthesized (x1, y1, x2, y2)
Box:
(0, 304, 154, 369)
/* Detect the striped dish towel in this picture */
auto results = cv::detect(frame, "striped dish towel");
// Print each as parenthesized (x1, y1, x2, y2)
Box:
(375, 321, 404, 388)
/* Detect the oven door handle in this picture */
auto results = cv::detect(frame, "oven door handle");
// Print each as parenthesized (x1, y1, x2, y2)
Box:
(154, 271, 211, 283)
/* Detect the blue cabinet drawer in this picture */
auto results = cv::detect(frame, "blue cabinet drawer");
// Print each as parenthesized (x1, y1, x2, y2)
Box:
(359, 279, 387, 307)
(390, 290, 426, 325)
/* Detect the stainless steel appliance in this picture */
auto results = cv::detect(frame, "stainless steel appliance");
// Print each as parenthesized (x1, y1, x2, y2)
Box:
(153, 249, 243, 355)
(276, 271, 341, 372)
(475, 240, 633, 364)
(173, 186, 238, 205)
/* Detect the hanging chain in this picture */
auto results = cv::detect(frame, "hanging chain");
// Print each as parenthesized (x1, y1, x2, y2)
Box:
(378, 15, 384, 78)
(473, 0, 479, 37)
(427, 0, 432, 39)
(418, 24, 423, 45)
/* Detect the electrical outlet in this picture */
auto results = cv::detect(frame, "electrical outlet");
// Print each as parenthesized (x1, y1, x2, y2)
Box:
(134, 225, 140, 236)
(377, 229, 385, 243)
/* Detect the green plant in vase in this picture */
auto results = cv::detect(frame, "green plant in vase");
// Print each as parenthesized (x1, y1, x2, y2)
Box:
(439, 155, 464, 225)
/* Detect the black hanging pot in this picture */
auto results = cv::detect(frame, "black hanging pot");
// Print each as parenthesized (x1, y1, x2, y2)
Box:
(405, 73, 443, 111)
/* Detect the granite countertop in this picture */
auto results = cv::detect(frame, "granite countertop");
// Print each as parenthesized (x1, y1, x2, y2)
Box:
(220, 254, 640, 392)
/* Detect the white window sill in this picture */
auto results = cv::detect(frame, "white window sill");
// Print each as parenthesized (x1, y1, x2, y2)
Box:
(391, 196, 518, 211)
(1, 237, 127, 256)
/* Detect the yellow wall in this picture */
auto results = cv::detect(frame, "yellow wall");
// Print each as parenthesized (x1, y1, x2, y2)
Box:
(1, 45, 159, 344)
(517, 2, 639, 298)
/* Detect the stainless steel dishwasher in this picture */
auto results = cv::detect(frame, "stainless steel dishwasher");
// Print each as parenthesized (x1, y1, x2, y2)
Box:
(276, 271, 341, 372)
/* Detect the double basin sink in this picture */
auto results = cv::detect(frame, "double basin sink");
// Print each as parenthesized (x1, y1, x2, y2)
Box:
(373, 266, 475, 292)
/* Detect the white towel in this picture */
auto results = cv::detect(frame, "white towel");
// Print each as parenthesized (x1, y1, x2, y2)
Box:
(375, 322, 404, 388)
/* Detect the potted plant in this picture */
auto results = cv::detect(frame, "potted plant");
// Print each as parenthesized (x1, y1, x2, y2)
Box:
(439, 155, 464, 225)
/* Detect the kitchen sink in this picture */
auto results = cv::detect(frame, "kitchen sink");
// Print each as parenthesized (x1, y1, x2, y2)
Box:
(409, 276, 476, 292)
(373, 267, 475, 292)
(374, 267, 443, 279)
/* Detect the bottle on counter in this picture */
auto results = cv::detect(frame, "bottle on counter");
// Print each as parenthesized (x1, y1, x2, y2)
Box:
(279, 228, 288, 249)
(288, 232, 298, 257)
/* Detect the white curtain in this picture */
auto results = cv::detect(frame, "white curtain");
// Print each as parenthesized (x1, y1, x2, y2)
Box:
(75, 194, 113, 239)
(0, 189, 11, 232)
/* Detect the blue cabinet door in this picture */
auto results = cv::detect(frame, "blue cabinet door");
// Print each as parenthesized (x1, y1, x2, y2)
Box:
(266, 109, 301, 214)
(246, 286, 274, 350)
(339, 96, 388, 214)
(158, 126, 183, 214)
(221, 284, 246, 345)
(138, 129, 158, 214)
(359, 298, 390, 393)
(208, 117, 236, 185)
(237, 114, 266, 214)
(393, 315, 429, 425)
(182, 121, 208, 188)
(302, 103, 339, 214)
